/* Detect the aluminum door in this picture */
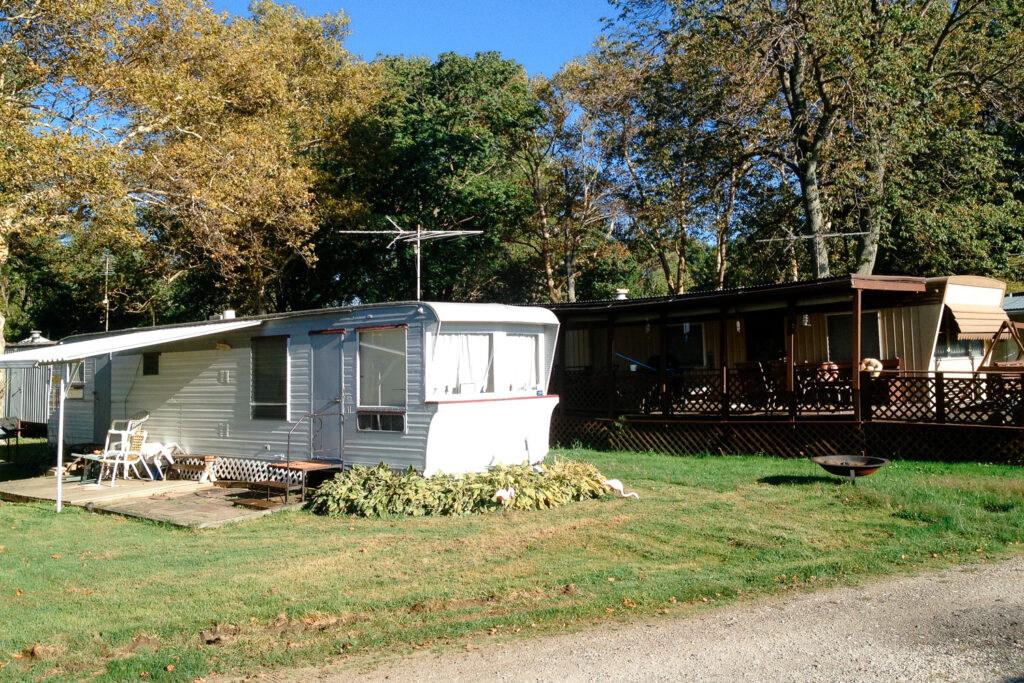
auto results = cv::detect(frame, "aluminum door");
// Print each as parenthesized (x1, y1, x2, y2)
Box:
(310, 332, 344, 459)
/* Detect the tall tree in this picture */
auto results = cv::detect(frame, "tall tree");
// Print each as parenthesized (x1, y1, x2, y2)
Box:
(1, 0, 373, 338)
(311, 52, 539, 304)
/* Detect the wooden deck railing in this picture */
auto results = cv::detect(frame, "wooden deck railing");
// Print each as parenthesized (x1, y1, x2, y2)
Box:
(553, 366, 1024, 428)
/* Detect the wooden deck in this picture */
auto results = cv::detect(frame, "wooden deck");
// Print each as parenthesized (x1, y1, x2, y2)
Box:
(0, 474, 207, 506)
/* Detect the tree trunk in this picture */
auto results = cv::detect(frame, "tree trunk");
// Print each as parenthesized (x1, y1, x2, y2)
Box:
(564, 226, 578, 302)
(798, 156, 830, 278)
(716, 169, 737, 289)
(537, 201, 560, 302)
(779, 42, 833, 280)
(855, 132, 886, 274)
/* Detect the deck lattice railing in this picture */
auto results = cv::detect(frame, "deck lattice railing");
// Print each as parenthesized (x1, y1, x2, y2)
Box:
(553, 366, 1024, 428)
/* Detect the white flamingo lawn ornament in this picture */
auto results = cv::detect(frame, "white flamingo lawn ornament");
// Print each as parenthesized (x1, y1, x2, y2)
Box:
(602, 479, 639, 499)
(494, 487, 516, 505)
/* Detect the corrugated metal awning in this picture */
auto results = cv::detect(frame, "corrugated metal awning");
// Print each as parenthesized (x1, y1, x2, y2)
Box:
(0, 320, 262, 368)
(946, 303, 1011, 340)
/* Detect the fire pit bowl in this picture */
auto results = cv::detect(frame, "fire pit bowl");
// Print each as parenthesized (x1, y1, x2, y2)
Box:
(809, 455, 890, 484)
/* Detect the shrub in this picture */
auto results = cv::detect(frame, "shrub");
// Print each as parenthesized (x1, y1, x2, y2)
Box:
(306, 460, 611, 517)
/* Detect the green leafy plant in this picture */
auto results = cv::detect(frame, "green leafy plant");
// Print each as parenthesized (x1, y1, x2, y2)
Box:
(306, 460, 611, 517)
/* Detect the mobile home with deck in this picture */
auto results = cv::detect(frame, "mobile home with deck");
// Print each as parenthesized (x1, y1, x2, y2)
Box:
(0, 302, 559, 477)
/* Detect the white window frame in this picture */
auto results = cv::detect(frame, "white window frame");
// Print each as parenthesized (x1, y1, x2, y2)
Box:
(356, 324, 408, 409)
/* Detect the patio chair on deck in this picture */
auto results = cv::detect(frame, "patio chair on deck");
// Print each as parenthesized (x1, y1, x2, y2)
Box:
(94, 429, 151, 486)
(103, 411, 150, 454)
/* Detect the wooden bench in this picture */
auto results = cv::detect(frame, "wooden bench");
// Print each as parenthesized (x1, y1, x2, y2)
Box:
(168, 455, 218, 483)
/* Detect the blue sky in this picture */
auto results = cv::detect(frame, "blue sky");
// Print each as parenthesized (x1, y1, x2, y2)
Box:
(213, 0, 612, 77)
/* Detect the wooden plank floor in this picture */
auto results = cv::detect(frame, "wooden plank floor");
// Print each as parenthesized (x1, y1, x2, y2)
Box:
(0, 475, 207, 506)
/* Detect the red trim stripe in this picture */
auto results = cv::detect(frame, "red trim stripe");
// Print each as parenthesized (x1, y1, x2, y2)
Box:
(425, 394, 558, 406)
(309, 328, 346, 336)
(355, 324, 409, 332)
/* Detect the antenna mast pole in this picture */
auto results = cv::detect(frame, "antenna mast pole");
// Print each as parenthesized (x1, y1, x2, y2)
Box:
(415, 223, 422, 301)
(336, 217, 481, 301)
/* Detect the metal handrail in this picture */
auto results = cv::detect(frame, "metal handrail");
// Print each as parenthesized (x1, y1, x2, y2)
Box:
(283, 410, 343, 503)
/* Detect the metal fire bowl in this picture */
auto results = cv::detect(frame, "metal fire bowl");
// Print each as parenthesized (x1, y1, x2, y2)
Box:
(810, 455, 890, 479)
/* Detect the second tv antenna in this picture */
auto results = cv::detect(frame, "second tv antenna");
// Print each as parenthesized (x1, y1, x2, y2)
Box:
(336, 216, 482, 300)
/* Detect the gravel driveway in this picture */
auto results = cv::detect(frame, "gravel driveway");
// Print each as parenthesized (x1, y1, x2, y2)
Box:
(254, 556, 1024, 682)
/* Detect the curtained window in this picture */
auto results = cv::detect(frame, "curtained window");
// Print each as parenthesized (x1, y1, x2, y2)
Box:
(429, 333, 494, 396)
(506, 334, 539, 392)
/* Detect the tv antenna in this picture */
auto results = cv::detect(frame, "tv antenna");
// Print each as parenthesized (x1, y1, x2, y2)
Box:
(336, 217, 482, 300)
(100, 250, 115, 331)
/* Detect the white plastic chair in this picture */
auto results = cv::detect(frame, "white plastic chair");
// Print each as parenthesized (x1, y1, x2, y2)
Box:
(97, 429, 151, 485)
(103, 411, 150, 454)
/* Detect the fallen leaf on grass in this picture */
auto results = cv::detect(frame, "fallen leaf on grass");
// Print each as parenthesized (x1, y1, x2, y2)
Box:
(669, 596, 677, 603)
(607, 577, 616, 582)
(622, 598, 636, 608)
(50, 555, 61, 559)
(15, 588, 22, 597)
(165, 664, 175, 672)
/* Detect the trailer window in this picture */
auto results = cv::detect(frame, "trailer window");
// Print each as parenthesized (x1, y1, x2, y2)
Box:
(827, 312, 880, 361)
(143, 352, 160, 376)
(357, 412, 405, 432)
(67, 362, 85, 399)
(506, 334, 539, 392)
(251, 337, 288, 419)
(358, 327, 407, 408)
(429, 332, 494, 396)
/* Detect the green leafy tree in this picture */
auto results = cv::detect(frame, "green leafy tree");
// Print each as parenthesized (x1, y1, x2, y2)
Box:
(308, 52, 539, 304)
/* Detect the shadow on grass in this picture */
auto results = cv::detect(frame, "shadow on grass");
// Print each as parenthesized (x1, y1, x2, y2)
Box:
(757, 474, 840, 486)
(0, 439, 52, 482)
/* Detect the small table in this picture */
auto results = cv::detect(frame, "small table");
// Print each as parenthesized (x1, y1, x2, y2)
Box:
(268, 460, 339, 502)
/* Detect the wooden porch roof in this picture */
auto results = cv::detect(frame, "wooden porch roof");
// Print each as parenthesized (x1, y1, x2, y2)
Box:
(547, 275, 931, 318)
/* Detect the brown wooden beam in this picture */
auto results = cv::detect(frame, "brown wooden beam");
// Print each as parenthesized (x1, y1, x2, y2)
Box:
(853, 289, 863, 422)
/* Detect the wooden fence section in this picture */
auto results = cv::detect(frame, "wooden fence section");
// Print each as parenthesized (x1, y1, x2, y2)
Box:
(550, 414, 1024, 465)
(553, 367, 1024, 428)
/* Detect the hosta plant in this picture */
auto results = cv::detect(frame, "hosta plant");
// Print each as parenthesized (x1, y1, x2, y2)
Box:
(306, 460, 611, 517)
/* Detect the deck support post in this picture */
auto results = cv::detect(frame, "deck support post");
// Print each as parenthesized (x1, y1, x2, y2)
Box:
(853, 289, 863, 423)
(659, 313, 670, 415)
(606, 318, 616, 420)
(719, 309, 729, 420)
(786, 303, 797, 420)
(55, 370, 65, 513)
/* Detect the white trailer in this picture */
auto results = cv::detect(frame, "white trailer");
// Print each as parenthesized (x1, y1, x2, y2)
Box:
(1, 302, 560, 482)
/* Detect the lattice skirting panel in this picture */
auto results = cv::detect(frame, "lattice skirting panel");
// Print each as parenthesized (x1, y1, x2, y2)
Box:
(172, 456, 303, 484)
(865, 423, 1024, 465)
(551, 414, 1023, 464)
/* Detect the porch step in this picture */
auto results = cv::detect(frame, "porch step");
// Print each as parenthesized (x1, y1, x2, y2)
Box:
(247, 480, 302, 493)
(232, 498, 281, 510)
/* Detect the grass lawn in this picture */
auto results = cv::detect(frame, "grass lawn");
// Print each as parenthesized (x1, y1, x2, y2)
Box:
(1, 448, 1022, 681)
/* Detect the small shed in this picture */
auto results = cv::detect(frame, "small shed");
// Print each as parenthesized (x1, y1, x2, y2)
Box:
(0, 302, 560, 486)
(3, 330, 56, 428)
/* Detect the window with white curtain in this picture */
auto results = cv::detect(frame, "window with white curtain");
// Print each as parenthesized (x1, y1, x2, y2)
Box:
(506, 334, 539, 392)
(358, 327, 407, 407)
(429, 333, 494, 396)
